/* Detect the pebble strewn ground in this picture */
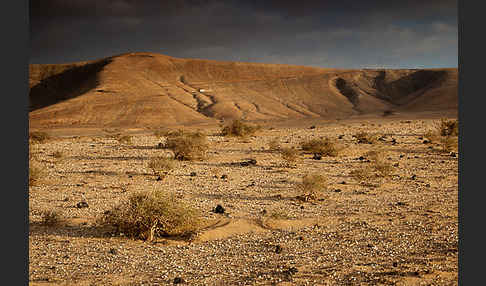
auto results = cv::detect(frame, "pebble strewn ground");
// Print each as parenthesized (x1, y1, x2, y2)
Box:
(29, 117, 458, 285)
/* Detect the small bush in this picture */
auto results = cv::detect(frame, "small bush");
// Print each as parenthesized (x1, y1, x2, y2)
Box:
(29, 161, 43, 186)
(221, 120, 261, 137)
(52, 151, 64, 159)
(147, 157, 175, 179)
(350, 150, 393, 184)
(165, 131, 209, 161)
(41, 210, 62, 226)
(280, 147, 299, 167)
(441, 135, 458, 153)
(300, 137, 339, 157)
(117, 135, 132, 145)
(349, 166, 374, 182)
(29, 131, 50, 144)
(98, 190, 201, 240)
(268, 137, 281, 151)
(438, 118, 458, 137)
(354, 131, 378, 144)
(297, 173, 328, 201)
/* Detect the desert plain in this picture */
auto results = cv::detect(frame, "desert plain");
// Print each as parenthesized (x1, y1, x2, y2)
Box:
(29, 53, 458, 285)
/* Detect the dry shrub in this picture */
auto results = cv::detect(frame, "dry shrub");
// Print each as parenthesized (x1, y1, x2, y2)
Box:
(349, 166, 374, 182)
(41, 210, 62, 226)
(147, 157, 175, 179)
(297, 173, 328, 201)
(350, 150, 393, 184)
(300, 137, 340, 157)
(154, 128, 185, 139)
(438, 118, 459, 137)
(221, 119, 261, 137)
(29, 161, 43, 186)
(117, 135, 132, 145)
(268, 137, 281, 151)
(424, 118, 459, 152)
(354, 131, 378, 144)
(280, 147, 299, 167)
(98, 190, 201, 240)
(29, 131, 50, 144)
(52, 151, 64, 159)
(165, 131, 209, 161)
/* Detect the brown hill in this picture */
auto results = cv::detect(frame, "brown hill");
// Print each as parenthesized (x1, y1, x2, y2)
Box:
(29, 52, 457, 128)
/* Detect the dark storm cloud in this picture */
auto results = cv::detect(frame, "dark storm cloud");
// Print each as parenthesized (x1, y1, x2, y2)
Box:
(29, 0, 457, 68)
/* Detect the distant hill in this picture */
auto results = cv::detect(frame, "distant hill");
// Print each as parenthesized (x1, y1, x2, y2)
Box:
(29, 52, 457, 128)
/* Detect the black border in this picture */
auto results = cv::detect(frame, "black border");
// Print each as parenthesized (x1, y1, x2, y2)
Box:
(4, 0, 29, 284)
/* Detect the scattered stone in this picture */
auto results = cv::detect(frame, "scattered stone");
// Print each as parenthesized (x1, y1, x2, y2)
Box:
(334, 189, 342, 193)
(275, 245, 283, 254)
(109, 248, 117, 255)
(312, 153, 322, 160)
(425, 184, 431, 187)
(423, 139, 430, 144)
(340, 181, 346, 184)
(309, 125, 316, 129)
(411, 174, 417, 180)
(358, 156, 365, 161)
(173, 277, 184, 284)
(190, 172, 197, 177)
(399, 154, 404, 158)
(63, 197, 69, 202)
(213, 204, 225, 214)
(76, 201, 89, 208)
(450, 152, 457, 157)
(338, 135, 344, 139)
(156, 176, 162, 181)
(393, 262, 398, 267)
(393, 163, 399, 167)
(396, 202, 407, 206)
(240, 159, 257, 166)
(221, 174, 228, 180)
(157, 142, 164, 149)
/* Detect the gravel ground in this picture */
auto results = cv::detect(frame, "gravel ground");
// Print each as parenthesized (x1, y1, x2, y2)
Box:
(29, 116, 458, 285)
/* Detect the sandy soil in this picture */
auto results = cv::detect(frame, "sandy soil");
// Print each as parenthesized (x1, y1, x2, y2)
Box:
(29, 114, 458, 285)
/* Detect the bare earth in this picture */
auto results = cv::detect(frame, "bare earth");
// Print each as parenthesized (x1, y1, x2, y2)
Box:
(29, 114, 458, 285)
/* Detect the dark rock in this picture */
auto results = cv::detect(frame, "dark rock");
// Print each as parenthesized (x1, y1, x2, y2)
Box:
(393, 163, 399, 167)
(312, 153, 322, 160)
(450, 152, 457, 157)
(157, 142, 164, 149)
(423, 139, 430, 144)
(300, 205, 304, 209)
(338, 135, 344, 139)
(309, 125, 316, 129)
(76, 201, 89, 208)
(399, 154, 404, 158)
(190, 172, 197, 177)
(275, 245, 283, 254)
(358, 156, 365, 161)
(334, 189, 342, 193)
(240, 159, 257, 166)
(221, 174, 228, 179)
(425, 184, 431, 187)
(411, 174, 417, 180)
(156, 176, 162, 181)
(109, 248, 117, 255)
(340, 181, 346, 184)
(173, 277, 184, 284)
(393, 262, 398, 267)
(213, 204, 225, 214)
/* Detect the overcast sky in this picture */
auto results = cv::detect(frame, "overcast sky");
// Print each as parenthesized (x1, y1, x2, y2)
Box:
(29, 0, 458, 68)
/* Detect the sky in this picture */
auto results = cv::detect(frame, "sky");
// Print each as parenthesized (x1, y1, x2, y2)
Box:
(29, 0, 458, 68)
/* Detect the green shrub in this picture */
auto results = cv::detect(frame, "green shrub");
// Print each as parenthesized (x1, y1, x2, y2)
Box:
(98, 191, 201, 240)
